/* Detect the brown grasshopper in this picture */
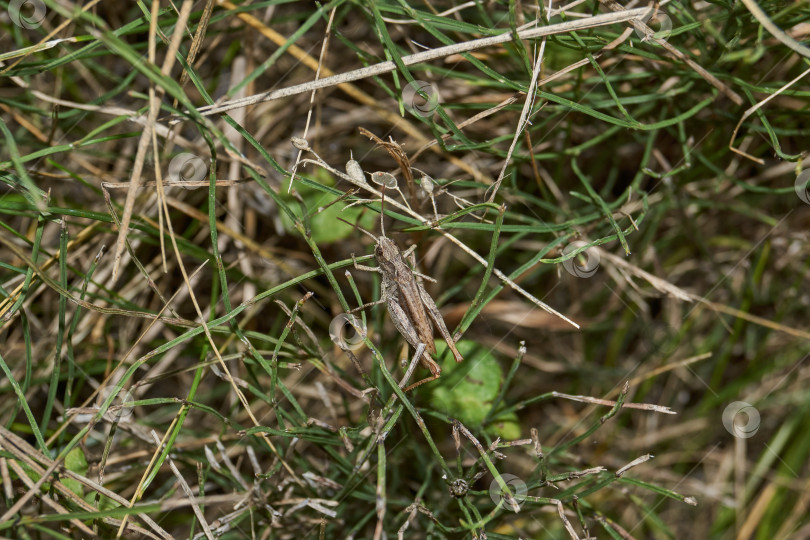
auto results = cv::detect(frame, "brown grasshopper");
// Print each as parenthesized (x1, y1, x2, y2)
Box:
(348, 192, 464, 391)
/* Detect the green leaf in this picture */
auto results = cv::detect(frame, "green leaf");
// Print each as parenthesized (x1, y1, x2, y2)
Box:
(279, 169, 378, 244)
(488, 411, 521, 439)
(63, 446, 88, 497)
(428, 340, 502, 427)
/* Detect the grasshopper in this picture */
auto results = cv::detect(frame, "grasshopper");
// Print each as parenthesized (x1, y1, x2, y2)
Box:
(348, 192, 464, 391)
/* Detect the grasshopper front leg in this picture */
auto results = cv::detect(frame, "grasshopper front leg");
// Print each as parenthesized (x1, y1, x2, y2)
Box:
(349, 254, 388, 313)
(352, 253, 381, 274)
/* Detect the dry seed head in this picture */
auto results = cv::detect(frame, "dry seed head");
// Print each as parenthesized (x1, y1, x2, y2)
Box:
(346, 159, 365, 184)
(290, 137, 310, 151)
(371, 171, 397, 189)
(420, 173, 435, 195)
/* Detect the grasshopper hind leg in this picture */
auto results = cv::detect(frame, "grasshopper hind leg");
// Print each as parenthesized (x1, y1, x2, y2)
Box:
(386, 296, 443, 391)
(402, 356, 441, 392)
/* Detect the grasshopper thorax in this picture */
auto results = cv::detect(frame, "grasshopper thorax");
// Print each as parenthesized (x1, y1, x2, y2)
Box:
(374, 236, 402, 273)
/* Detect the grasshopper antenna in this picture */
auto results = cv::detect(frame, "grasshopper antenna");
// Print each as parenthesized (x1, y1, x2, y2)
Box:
(379, 187, 387, 238)
(337, 216, 377, 241)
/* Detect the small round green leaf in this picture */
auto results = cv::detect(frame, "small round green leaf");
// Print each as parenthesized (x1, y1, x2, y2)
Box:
(427, 339, 502, 427)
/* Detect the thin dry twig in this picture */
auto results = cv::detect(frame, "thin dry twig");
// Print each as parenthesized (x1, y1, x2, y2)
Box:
(0, 426, 171, 539)
(729, 65, 810, 163)
(487, 29, 548, 202)
(154, 432, 215, 540)
(615, 453, 654, 477)
(111, 0, 195, 283)
(597, 247, 810, 340)
(551, 391, 677, 414)
(178, 0, 216, 88)
(5, 459, 97, 537)
(738, 0, 810, 59)
(410, 93, 521, 161)
(187, 8, 650, 118)
(288, 6, 337, 193)
(213, 0, 483, 181)
(598, 0, 743, 105)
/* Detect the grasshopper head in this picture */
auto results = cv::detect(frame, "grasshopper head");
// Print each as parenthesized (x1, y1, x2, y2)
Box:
(375, 236, 402, 270)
